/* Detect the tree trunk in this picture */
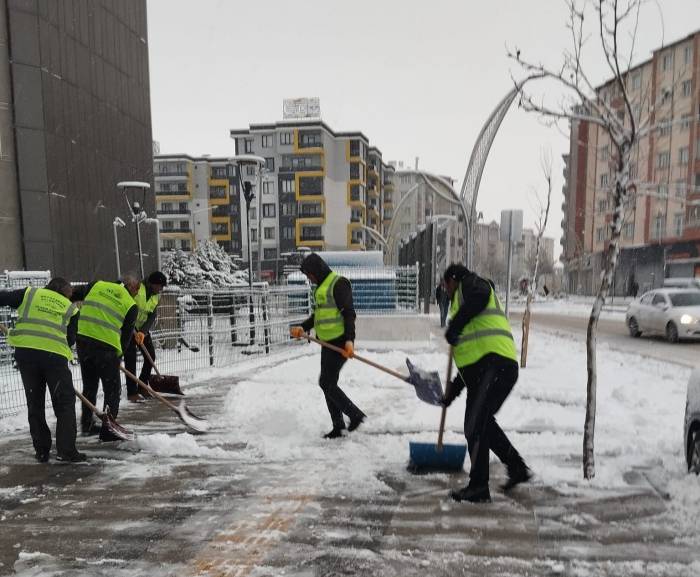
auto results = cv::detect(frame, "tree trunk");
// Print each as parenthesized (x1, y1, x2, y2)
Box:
(583, 148, 628, 479)
(520, 293, 532, 368)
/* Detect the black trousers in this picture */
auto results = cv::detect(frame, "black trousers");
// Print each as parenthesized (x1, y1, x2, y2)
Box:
(123, 333, 155, 395)
(319, 344, 364, 430)
(439, 302, 449, 327)
(77, 341, 121, 431)
(15, 348, 78, 456)
(457, 355, 524, 488)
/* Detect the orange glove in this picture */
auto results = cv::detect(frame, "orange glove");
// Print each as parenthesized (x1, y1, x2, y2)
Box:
(134, 331, 145, 346)
(290, 326, 304, 339)
(342, 341, 354, 359)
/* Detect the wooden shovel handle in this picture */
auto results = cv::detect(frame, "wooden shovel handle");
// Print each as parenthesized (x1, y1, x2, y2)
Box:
(74, 387, 103, 417)
(301, 332, 408, 382)
(436, 346, 454, 451)
(119, 364, 177, 411)
(137, 338, 162, 377)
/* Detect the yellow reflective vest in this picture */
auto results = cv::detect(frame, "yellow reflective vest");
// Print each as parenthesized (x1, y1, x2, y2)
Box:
(451, 283, 518, 367)
(313, 272, 345, 342)
(134, 283, 160, 330)
(8, 287, 78, 360)
(77, 281, 134, 355)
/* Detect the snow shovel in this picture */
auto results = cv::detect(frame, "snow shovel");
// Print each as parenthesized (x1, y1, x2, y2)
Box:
(138, 341, 185, 396)
(407, 347, 467, 474)
(298, 333, 444, 405)
(74, 388, 135, 442)
(119, 365, 209, 433)
(178, 336, 200, 353)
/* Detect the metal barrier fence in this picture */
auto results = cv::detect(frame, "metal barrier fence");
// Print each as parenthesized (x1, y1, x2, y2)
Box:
(0, 285, 312, 419)
(0, 266, 420, 419)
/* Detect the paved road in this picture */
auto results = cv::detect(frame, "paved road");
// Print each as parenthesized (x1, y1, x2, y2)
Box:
(514, 309, 700, 369)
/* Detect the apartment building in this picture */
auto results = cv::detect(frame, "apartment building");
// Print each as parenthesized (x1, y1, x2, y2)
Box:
(0, 0, 154, 278)
(229, 120, 393, 281)
(153, 155, 241, 255)
(562, 29, 700, 294)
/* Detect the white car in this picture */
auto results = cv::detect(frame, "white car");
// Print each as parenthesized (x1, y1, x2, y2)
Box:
(625, 288, 700, 343)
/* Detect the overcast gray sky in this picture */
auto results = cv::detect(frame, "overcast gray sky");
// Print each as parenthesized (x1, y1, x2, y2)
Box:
(147, 0, 700, 253)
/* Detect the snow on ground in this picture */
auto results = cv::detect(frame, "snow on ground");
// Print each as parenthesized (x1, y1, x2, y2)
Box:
(509, 296, 629, 319)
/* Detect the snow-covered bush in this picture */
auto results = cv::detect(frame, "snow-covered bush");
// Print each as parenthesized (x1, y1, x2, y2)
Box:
(162, 241, 248, 288)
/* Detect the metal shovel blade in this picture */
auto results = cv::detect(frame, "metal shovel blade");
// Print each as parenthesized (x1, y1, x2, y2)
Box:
(101, 407, 136, 442)
(405, 359, 444, 406)
(176, 400, 209, 434)
(149, 374, 185, 397)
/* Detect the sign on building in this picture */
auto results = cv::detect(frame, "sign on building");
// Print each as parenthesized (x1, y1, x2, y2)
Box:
(283, 97, 321, 120)
(500, 210, 523, 242)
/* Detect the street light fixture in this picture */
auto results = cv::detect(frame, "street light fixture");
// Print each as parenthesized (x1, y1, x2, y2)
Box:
(118, 181, 151, 278)
(112, 217, 126, 278)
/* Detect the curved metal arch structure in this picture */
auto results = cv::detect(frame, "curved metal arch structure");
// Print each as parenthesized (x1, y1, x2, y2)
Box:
(386, 172, 467, 264)
(459, 85, 520, 267)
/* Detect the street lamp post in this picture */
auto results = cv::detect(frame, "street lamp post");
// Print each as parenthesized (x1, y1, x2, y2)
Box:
(144, 218, 161, 270)
(112, 217, 126, 278)
(118, 181, 151, 278)
(230, 155, 266, 345)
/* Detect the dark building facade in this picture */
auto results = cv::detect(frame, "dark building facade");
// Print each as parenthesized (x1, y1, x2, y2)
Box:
(0, 0, 155, 280)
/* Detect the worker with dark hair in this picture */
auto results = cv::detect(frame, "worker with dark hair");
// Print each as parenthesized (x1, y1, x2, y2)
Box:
(72, 274, 139, 441)
(290, 253, 366, 439)
(123, 271, 167, 402)
(1, 278, 85, 462)
(442, 263, 531, 503)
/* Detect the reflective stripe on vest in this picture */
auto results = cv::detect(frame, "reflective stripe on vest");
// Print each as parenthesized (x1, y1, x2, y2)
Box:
(8, 287, 77, 360)
(134, 283, 160, 329)
(77, 281, 134, 354)
(452, 284, 518, 367)
(313, 272, 345, 341)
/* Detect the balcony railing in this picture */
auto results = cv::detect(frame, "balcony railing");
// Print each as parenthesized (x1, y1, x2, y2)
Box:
(300, 233, 324, 241)
(209, 190, 227, 199)
(350, 215, 364, 223)
(161, 226, 192, 233)
(156, 189, 189, 196)
(157, 208, 191, 215)
(279, 165, 323, 173)
(155, 171, 188, 177)
(298, 139, 323, 149)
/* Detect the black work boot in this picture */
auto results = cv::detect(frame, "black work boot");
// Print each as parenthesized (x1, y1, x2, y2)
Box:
(322, 427, 346, 439)
(450, 484, 492, 503)
(348, 413, 366, 432)
(99, 425, 123, 442)
(35, 450, 50, 463)
(502, 465, 532, 492)
(56, 451, 87, 463)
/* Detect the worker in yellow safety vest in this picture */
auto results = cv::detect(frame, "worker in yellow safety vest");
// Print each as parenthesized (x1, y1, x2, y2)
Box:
(73, 274, 139, 441)
(1, 278, 85, 462)
(290, 253, 366, 439)
(441, 264, 532, 503)
(123, 271, 167, 402)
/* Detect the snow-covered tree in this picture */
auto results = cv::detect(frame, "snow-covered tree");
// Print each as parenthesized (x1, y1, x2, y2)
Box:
(509, 0, 654, 479)
(521, 152, 553, 369)
(163, 241, 248, 288)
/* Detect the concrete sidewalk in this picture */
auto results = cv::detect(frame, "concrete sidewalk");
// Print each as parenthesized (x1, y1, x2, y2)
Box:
(1, 355, 698, 577)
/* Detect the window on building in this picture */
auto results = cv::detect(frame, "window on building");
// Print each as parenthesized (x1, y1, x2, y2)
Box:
(679, 147, 689, 166)
(249, 207, 256, 220)
(632, 73, 641, 90)
(265, 157, 275, 171)
(298, 131, 322, 148)
(280, 132, 293, 145)
(657, 151, 670, 168)
(246, 166, 255, 176)
(251, 251, 258, 263)
(282, 226, 295, 240)
(264, 248, 277, 260)
(676, 180, 686, 198)
(682, 80, 692, 98)
(281, 202, 296, 216)
(596, 227, 604, 242)
(630, 163, 638, 179)
(662, 52, 673, 71)
(261, 134, 273, 148)
(600, 173, 609, 188)
(163, 239, 176, 250)
(598, 199, 607, 212)
(681, 114, 692, 131)
(264, 227, 275, 240)
(349, 139, 361, 158)
(244, 139, 253, 153)
(652, 215, 666, 239)
(263, 203, 276, 218)
(350, 162, 360, 180)
(262, 181, 274, 195)
(162, 220, 174, 230)
(623, 222, 634, 239)
(697, 140, 700, 160)
(181, 240, 191, 251)
(250, 228, 258, 242)
(600, 145, 609, 160)
(658, 118, 672, 136)
(281, 179, 295, 194)
(674, 213, 684, 237)
(690, 206, 700, 226)
(659, 183, 668, 198)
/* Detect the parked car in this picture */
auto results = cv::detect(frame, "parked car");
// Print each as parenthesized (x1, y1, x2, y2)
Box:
(684, 366, 700, 473)
(625, 288, 700, 342)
